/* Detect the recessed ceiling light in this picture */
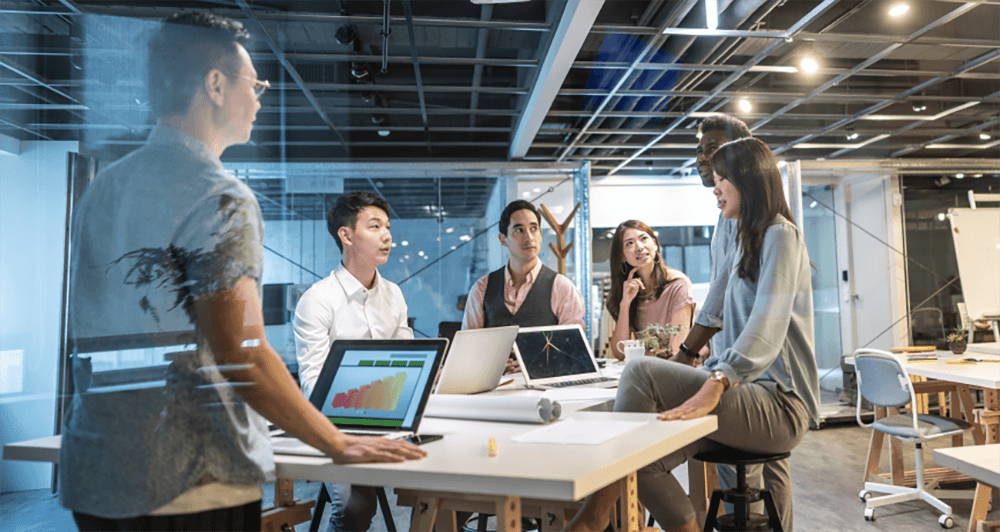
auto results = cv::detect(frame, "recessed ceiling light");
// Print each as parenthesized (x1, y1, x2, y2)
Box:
(401, 240, 409, 246)
(937, 213, 946, 222)
(445, 227, 454, 233)
(980, 133, 991, 140)
(522, 191, 531, 197)
(912, 103, 927, 112)
(846, 132, 859, 140)
(800, 57, 818, 73)
(738, 98, 752, 113)
(889, 4, 909, 17)
(955, 173, 965, 179)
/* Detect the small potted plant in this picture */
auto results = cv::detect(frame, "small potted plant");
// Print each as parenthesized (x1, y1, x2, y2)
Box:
(637, 322, 686, 359)
(946, 327, 968, 355)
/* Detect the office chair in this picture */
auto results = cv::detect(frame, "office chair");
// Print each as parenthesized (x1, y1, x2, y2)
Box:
(853, 348, 974, 529)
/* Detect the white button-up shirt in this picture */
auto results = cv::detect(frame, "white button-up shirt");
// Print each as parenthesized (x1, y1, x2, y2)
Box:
(294, 265, 413, 398)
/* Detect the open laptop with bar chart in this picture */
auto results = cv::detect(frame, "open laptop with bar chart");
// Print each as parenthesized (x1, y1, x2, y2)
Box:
(272, 338, 447, 456)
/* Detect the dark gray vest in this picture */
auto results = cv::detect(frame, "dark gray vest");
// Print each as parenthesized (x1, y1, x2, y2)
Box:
(483, 264, 559, 328)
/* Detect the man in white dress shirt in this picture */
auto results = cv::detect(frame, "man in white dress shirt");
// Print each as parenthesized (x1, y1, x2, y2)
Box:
(293, 191, 412, 532)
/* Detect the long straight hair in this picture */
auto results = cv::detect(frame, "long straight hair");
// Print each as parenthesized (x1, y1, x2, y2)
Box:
(607, 220, 681, 329)
(710, 138, 795, 283)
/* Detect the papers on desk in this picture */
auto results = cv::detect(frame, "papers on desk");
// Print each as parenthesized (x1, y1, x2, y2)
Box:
(511, 417, 647, 445)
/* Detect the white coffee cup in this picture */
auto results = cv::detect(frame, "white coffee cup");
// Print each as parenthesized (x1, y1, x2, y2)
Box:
(617, 339, 646, 361)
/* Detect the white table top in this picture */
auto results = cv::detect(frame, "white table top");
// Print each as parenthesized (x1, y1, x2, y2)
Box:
(933, 444, 1000, 488)
(3, 411, 717, 503)
(844, 352, 1000, 389)
(903, 352, 1000, 389)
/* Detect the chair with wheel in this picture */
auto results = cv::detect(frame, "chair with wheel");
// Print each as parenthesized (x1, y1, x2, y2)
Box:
(853, 348, 975, 529)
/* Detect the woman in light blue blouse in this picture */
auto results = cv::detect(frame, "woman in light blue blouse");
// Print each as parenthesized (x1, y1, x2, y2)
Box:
(568, 138, 819, 532)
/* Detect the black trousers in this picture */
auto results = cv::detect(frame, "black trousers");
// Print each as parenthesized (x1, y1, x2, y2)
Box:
(72, 499, 261, 532)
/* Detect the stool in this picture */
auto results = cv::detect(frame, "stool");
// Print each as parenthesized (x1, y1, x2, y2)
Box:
(693, 447, 790, 532)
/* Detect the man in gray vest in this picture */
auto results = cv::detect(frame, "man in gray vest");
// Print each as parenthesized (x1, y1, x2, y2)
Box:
(462, 200, 585, 371)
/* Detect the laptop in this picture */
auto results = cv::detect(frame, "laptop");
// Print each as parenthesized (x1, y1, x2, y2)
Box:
(272, 338, 448, 456)
(434, 325, 519, 394)
(512, 324, 617, 389)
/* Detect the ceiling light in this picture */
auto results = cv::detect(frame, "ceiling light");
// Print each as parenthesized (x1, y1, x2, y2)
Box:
(705, 0, 718, 30)
(350, 62, 370, 80)
(532, 187, 541, 193)
(378, 129, 391, 137)
(777, 160, 787, 168)
(980, 133, 991, 140)
(401, 240, 409, 246)
(912, 103, 927, 112)
(937, 213, 946, 222)
(846, 132, 859, 140)
(459, 235, 471, 241)
(522, 191, 531, 198)
(800, 57, 818, 73)
(417, 250, 424, 256)
(889, 4, 910, 17)
(445, 227, 454, 233)
(335, 25, 356, 45)
(391, 242, 396, 247)
(696, 131, 703, 139)
(810, 201, 818, 208)
(404, 254, 411, 260)
(451, 246, 457, 250)
(552, 205, 564, 214)
(738, 98, 752, 113)
(955, 173, 964, 179)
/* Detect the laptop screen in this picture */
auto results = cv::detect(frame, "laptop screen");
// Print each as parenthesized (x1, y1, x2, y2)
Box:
(309, 339, 447, 431)
(514, 325, 598, 380)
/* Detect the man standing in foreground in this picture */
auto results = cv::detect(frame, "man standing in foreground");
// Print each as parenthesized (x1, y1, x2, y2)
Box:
(462, 200, 585, 371)
(61, 13, 423, 531)
(294, 191, 413, 532)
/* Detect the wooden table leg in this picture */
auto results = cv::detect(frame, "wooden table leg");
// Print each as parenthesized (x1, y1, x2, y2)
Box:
(260, 479, 316, 532)
(888, 407, 905, 486)
(619, 472, 640, 532)
(968, 389, 1000, 532)
(496, 496, 522, 532)
(411, 496, 442, 532)
(958, 385, 987, 445)
(864, 406, 887, 484)
(539, 506, 566, 532)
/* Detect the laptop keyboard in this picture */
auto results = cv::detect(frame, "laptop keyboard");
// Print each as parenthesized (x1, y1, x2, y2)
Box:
(547, 376, 616, 388)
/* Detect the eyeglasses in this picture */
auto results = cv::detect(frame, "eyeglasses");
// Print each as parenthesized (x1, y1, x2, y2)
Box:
(225, 72, 270, 99)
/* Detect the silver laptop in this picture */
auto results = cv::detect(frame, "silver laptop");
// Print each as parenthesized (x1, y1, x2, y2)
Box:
(512, 324, 617, 389)
(434, 325, 519, 394)
(272, 338, 447, 456)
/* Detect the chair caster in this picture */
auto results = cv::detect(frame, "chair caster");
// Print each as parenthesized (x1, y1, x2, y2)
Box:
(939, 515, 954, 529)
(859, 490, 873, 502)
(864, 508, 875, 521)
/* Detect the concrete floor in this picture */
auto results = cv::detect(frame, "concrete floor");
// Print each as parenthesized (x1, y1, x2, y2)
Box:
(3, 420, 998, 531)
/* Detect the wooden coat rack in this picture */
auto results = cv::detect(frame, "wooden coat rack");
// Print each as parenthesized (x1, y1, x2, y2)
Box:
(539, 202, 581, 275)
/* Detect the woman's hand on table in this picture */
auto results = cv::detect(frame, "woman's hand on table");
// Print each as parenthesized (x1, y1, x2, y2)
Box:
(330, 434, 427, 464)
(657, 378, 723, 421)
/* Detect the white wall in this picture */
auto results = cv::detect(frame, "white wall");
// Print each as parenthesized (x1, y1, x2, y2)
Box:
(591, 182, 719, 228)
(0, 140, 78, 492)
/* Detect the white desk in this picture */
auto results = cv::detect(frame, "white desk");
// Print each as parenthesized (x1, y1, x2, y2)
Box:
(4, 411, 717, 532)
(934, 444, 1000, 490)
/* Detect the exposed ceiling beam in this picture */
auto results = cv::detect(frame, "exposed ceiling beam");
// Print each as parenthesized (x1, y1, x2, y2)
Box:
(469, 4, 492, 129)
(751, 2, 979, 131)
(401, 0, 432, 155)
(773, 47, 1000, 154)
(508, 0, 604, 160)
(234, 0, 349, 156)
(552, 0, 698, 163)
(606, 0, 842, 176)
(891, 116, 1000, 157)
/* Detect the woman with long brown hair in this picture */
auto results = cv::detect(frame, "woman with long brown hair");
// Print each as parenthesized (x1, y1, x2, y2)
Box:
(568, 137, 818, 532)
(607, 220, 694, 359)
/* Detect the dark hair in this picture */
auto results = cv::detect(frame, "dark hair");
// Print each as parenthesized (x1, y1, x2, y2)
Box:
(607, 220, 678, 328)
(326, 191, 391, 252)
(710, 138, 795, 283)
(148, 12, 251, 117)
(698, 114, 752, 140)
(499, 200, 541, 236)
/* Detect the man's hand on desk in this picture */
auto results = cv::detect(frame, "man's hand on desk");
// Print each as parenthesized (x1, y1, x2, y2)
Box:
(504, 355, 521, 375)
(330, 434, 427, 465)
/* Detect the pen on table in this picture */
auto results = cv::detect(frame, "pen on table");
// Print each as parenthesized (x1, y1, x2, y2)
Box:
(498, 378, 515, 387)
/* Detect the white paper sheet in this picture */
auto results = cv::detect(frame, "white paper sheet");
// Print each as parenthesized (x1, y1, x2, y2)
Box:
(511, 417, 647, 445)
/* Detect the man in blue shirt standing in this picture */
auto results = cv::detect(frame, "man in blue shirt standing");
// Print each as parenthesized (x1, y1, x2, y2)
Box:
(61, 13, 424, 531)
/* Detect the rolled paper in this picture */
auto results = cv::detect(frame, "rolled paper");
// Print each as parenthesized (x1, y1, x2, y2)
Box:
(425, 395, 562, 424)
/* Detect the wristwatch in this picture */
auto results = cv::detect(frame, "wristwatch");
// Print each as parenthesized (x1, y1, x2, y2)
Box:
(677, 343, 697, 361)
(709, 370, 733, 391)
